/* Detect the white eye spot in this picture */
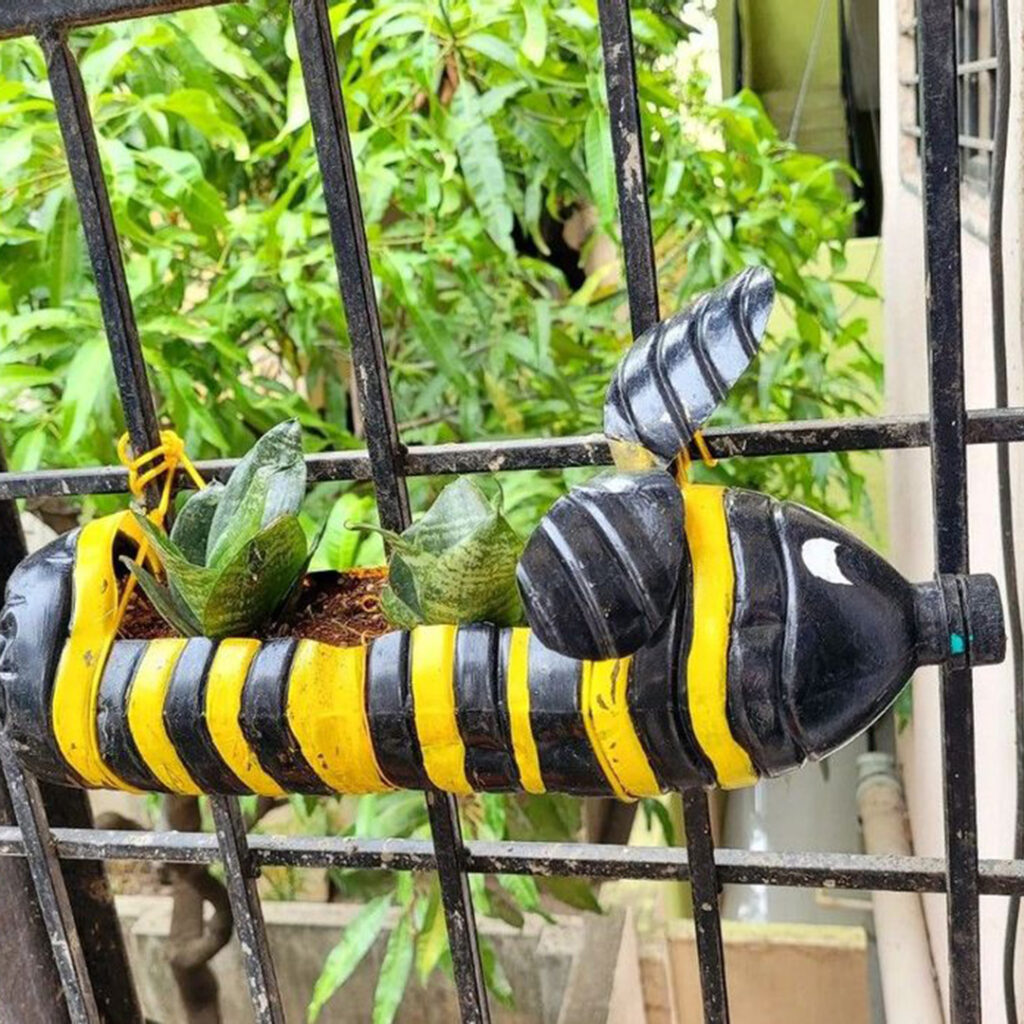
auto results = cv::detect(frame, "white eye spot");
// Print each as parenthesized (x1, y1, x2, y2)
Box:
(800, 538, 853, 586)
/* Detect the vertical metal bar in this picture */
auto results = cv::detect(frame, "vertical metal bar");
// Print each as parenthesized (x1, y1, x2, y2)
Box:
(597, 3, 730, 1021)
(41, 31, 284, 1021)
(0, 459, 73, 1024)
(290, 3, 490, 1020)
(0, 745, 100, 1024)
(39, 29, 159, 456)
(2, 454, 142, 1024)
(596, 0, 659, 339)
(682, 789, 730, 1024)
(290, 0, 410, 531)
(209, 798, 285, 1023)
(917, 2, 981, 1021)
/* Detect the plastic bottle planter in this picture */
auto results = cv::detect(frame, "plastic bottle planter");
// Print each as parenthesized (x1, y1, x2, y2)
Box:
(0, 269, 1007, 800)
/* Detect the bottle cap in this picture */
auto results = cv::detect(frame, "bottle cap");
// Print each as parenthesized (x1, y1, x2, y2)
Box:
(959, 572, 1006, 666)
(913, 573, 1006, 668)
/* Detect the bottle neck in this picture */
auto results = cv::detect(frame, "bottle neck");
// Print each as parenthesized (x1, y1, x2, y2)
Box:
(912, 573, 1005, 668)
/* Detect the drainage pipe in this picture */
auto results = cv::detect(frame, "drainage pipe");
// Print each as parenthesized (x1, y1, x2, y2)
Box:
(856, 751, 944, 1024)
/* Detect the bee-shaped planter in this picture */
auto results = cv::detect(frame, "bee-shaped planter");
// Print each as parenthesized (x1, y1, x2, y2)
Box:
(0, 269, 1006, 798)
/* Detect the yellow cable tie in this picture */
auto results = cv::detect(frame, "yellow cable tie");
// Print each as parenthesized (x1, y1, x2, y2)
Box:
(693, 430, 718, 469)
(113, 429, 206, 634)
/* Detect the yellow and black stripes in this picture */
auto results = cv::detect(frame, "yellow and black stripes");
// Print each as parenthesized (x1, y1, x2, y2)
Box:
(721, 489, 802, 777)
(0, 503, 799, 798)
(681, 485, 758, 790)
(240, 639, 331, 794)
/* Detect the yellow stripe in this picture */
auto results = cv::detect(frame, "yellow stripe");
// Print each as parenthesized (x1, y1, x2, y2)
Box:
(683, 485, 757, 788)
(53, 512, 145, 788)
(127, 638, 200, 794)
(505, 628, 544, 794)
(205, 640, 284, 797)
(286, 640, 390, 793)
(410, 626, 472, 795)
(582, 657, 661, 799)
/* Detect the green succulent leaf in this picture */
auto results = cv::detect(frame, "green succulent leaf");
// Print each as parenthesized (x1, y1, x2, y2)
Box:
(121, 557, 203, 636)
(199, 514, 309, 638)
(132, 512, 218, 618)
(170, 481, 224, 565)
(373, 478, 524, 629)
(379, 583, 422, 632)
(402, 477, 495, 555)
(205, 419, 306, 567)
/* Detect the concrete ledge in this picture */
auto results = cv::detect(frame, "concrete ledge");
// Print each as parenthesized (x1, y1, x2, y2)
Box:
(116, 896, 643, 1023)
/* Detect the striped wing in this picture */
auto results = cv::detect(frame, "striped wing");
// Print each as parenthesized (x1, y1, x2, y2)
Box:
(604, 266, 775, 465)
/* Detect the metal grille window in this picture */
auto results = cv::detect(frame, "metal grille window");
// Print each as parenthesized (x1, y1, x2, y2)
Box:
(0, 2, 1016, 1023)
(900, 0, 997, 189)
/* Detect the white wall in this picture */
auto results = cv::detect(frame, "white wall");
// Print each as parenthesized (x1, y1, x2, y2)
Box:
(879, 0, 1024, 1020)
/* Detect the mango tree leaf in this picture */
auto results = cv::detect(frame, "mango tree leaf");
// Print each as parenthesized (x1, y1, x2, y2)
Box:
(206, 419, 305, 566)
(60, 336, 112, 452)
(414, 888, 446, 984)
(309, 492, 378, 572)
(371, 911, 413, 1024)
(200, 514, 308, 638)
(121, 558, 203, 637)
(170, 482, 224, 565)
(479, 939, 514, 1008)
(541, 876, 602, 913)
(585, 102, 616, 228)
(308, 895, 393, 1023)
(520, 0, 547, 65)
(451, 87, 513, 255)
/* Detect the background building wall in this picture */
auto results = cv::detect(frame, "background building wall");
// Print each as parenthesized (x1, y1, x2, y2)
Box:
(878, 0, 1024, 1018)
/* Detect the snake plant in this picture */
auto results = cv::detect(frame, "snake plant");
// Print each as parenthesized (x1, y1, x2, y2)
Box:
(124, 420, 310, 638)
(365, 477, 525, 630)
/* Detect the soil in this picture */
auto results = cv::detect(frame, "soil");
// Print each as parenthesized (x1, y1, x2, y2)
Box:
(118, 568, 392, 646)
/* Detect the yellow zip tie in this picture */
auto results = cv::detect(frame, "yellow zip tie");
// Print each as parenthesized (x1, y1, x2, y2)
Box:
(112, 430, 207, 632)
(673, 430, 716, 491)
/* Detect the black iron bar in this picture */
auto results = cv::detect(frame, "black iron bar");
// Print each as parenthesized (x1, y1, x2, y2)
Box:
(0, 0, 230, 39)
(0, 447, 143, 1024)
(597, 1, 729, 1020)
(40, 29, 159, 460)
(291, 0, 410, 532)
(11, 826, 1024, 897)
(0, 747, 101, 1024)
(291, 2, 489, 1018)
(6, 406, 1024, 500)
(209, 799, 285, 1024)
(596, 0, 658, 339)
(917, 1, 982, 1020)
(41, 30, 285, 1021)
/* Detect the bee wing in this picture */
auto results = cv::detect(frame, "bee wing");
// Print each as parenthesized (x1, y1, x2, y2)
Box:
(604, 266, 775, 465)
(516, 470, 684, 660)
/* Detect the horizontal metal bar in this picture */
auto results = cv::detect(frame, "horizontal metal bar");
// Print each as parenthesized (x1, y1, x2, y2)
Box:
(5, 406, 1024, 501)
(899, 124, 995, 151)
(0, 0, 232, 39)
(958, 56, 998, 74)
(897, 58, 998, 87)
(2, 826, 1023, 895)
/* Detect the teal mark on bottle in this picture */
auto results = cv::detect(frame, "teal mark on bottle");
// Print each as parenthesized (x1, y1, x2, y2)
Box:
(950, 632, 965, 655)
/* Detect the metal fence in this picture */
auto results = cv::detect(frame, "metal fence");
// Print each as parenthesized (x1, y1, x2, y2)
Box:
(0, 1, 1017, 1022)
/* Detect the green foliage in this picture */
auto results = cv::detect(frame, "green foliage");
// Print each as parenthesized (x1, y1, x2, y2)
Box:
(364, 478, 524, 628)
(306, 491, 384, 571)
(125, 420, 311, 637)
(308, 894, 393, 1022)
(0, 0, 881, 1017)
(0, 0, 876, 524)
